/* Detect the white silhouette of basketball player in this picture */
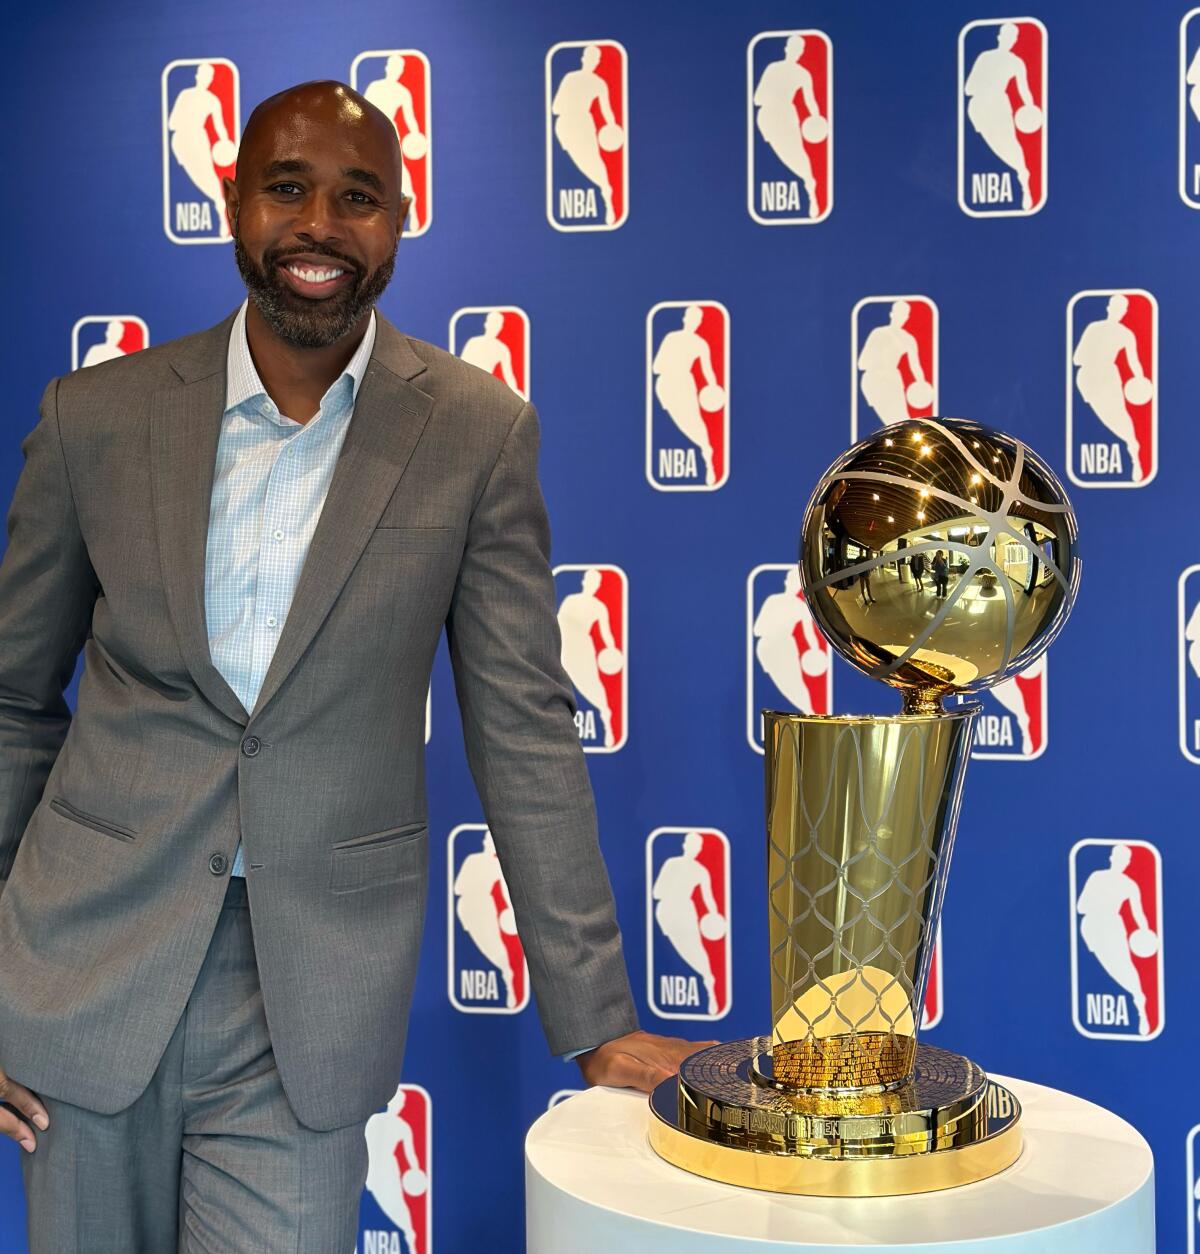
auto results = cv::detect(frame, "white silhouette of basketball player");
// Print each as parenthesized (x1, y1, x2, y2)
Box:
(1187, 45, 1200, 124)
(652, 305, 720, 486)
(81, 321, 128, 368)
(460, 311, 523, 397)
(753, 567, 827, 716)
(1073, 294, 1150, 482)
(1076, 844, 1156, 1036)
(362, 54, 427, 230)
(987, 655, 1045, 756)
(557, 569, 622, 748)
(551, 44, 621, 226)
(453, 830, 518, 1008)
(964, 22, 1039, 211)
(1187, 600, 1200, 679)
(753, 34, 825, 219)
(364, 1087, 424, 1253)
(653, 832, 724, 1016)
(857, 301, 931, 426)
(167, 63, 234, 239)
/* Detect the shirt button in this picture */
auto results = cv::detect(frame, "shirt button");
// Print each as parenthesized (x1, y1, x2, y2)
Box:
(241, 735, 261, 757)
(209, 852, 228, 875)
(272, 529, 284, 541)
(266, 615, 278, 628)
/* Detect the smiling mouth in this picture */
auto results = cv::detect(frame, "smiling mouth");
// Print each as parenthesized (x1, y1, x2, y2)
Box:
(277, 261, 355, 298)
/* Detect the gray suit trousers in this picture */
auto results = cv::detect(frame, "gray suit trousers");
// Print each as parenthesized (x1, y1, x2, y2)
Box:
(20, 877, 370, 1252)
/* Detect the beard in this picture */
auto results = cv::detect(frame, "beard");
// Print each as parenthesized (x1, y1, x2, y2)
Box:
(234, 235, 397, 348)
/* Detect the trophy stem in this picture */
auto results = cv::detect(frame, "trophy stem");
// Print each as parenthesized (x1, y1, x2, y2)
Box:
(763, 706, 976, 1095)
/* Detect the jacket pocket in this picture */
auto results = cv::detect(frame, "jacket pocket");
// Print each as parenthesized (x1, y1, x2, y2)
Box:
(49, 796, 137, 843)
(330, 822, 427, 894)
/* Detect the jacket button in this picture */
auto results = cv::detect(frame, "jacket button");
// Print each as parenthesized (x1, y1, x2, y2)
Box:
(209, 852, 228, 875)
(241, 736, 261, 757)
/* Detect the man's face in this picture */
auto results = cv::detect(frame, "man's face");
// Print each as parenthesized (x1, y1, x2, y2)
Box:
(225, 92, 407, 348)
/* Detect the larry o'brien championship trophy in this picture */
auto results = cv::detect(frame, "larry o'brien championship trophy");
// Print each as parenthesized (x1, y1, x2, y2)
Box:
(649, 417, 1080, 1196)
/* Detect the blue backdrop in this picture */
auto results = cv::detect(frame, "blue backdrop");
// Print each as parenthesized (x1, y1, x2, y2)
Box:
(3, 1, 1197, 1250)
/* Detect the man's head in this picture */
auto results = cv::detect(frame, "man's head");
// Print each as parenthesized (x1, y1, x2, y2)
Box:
(222, 80, 409, 349)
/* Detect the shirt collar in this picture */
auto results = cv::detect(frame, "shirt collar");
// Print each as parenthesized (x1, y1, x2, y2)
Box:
(224, 298, 377, 418)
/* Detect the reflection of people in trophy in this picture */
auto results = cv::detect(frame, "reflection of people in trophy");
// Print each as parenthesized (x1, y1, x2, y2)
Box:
(81, 321, 128, 368)
(459, 311, 523, 397)
(752, 34, 825, 219)
(167, 63, 235, 239)
(964, 22, 1040, 211)
(362, 54, 427, 229)
(652, 832, 725, 1016)
(1076, 844, 1156, 1036)
(753, 567, 827, 715)
(551, 45, 622, 226)
(364, 1087, 425, 1253)
(1187, 45, 1200, 123)
(557, 569, 622, 748)
(1186, 600, 1200, 679)
(652, 305, 722, 486)
(987, 655, 1044, 755)
(1072, 294, 1150, 481)
(453, 830, 518, 1008)
(857, 301, 931, 426)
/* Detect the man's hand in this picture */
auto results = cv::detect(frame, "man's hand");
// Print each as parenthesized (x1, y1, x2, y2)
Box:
(575, 1029, 718, 1093)
(0, 1064, 49, 1153)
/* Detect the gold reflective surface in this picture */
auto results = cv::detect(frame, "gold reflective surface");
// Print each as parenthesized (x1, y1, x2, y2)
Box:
(765, 707, 976, 1091)
(799, 417, 1080, 709)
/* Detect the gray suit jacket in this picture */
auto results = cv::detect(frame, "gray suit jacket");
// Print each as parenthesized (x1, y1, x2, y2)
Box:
(0, 309, 637, 1131)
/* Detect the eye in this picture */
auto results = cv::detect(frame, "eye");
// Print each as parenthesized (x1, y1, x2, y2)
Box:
(346, 190, 377, 204)
(268, 182, 302, 195)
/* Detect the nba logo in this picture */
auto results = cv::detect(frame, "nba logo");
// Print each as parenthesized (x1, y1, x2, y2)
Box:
(1179, 566, 1200, 764)
(958, 19, 1047, 217)
(351, 51, 433, 237)
(971, 658, 1047, 760)
(747, 31, 833, 224)
(545, 40, 628, 231)
(553, 565, 628, 753)
(850, 296, 938, 441)
(360, 1083, 431, 1254)
(646, 828, 731, 1021)
(449, 307, 529, 399)
(1188, 1123, 1200, 1254)
(161, 59, 239, 244)
(447, 824, 529, 1014)
(746, 565, 833, 754)
(922, 926, 943, 1030)
(646, 301, 730, 491)
(1066, 290, 1158, 488)
(71, 317, 148, 371)
(1069, 839, 1164, 1041)
(1181, 10, 1200, 207)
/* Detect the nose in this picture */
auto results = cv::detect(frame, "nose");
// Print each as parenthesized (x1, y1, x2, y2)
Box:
(292, 190, 342, 243)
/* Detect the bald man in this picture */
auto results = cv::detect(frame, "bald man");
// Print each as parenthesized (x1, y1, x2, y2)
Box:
(0, 81, 702, 1251)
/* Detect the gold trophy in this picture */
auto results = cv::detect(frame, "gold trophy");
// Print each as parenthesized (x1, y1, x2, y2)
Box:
(649, 417, 1080, 1196)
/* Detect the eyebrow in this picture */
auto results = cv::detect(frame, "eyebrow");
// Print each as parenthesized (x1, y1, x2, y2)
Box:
(263, 158, 386, 194)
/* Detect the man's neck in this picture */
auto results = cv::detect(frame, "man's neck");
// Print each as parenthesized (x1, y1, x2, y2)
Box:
(244, 302, 372, 424)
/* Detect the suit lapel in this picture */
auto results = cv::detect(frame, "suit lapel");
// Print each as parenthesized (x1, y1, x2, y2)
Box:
(150, 309, 435, 728)
(249, 336, 434, 720)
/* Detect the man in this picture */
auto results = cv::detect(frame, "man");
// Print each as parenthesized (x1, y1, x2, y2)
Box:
(0, 80, 702, 1250)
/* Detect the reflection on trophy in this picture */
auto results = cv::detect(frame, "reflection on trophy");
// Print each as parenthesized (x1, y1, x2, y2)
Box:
(649, 417, 1080, 1195)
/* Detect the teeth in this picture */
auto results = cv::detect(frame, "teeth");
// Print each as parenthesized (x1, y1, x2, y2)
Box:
(286, 264, 344, 283)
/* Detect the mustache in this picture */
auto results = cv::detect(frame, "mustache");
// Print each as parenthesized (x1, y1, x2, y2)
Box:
(264, 245, 364, 278)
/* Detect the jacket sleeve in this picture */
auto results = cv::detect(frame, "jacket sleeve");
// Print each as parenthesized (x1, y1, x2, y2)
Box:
(0, 379, 100, 890)
(445, 401, 639, 1055)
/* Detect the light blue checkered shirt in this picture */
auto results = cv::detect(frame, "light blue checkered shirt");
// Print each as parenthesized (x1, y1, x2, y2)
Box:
(205, 300, 376, 877)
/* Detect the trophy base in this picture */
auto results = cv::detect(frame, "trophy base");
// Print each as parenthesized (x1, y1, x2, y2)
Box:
(648, 1038, 1022, 1197)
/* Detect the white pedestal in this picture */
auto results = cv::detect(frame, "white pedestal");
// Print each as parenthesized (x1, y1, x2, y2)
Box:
(525, 1076, 1154, 1252)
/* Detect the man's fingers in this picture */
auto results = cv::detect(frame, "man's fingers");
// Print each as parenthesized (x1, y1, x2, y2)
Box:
(0, 1070, 49, 1151)
(0, 1107, 37, 1152)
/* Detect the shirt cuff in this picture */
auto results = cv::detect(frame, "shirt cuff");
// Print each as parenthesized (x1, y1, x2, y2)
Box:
(560, 1045, 600, 1062)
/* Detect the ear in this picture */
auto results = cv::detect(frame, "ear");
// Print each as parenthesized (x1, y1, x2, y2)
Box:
(397, 194, 413, 236)
(222, 175, 240, 235)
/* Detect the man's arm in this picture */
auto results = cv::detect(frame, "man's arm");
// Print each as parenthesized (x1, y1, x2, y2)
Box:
(0, 379, 100, 892)
(445, 401, 638, 1056)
